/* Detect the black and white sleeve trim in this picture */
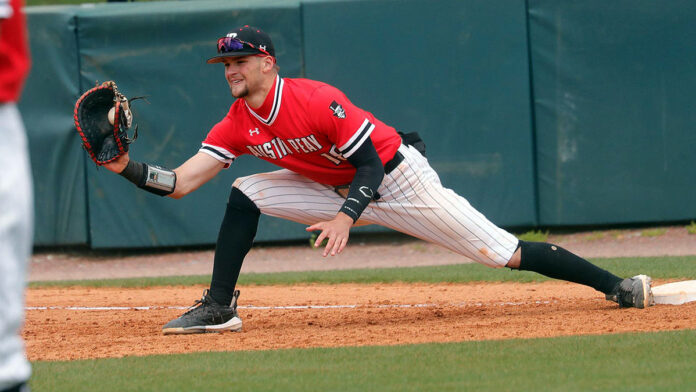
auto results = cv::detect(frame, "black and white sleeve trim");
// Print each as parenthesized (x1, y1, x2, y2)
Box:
(338, 118, 375, 158)
(199, 143, 236, 166)
(245, 76, 284, 126)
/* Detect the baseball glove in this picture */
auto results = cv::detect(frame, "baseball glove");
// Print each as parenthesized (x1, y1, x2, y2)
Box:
(73, 81, 138, 165)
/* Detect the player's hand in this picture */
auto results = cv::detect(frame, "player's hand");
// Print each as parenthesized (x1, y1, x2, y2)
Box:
(306, 213, 354, 257)
(102, 152, 130, 174)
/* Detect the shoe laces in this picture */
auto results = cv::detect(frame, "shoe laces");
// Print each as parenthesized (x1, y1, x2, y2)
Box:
(180, 289, 215, 317)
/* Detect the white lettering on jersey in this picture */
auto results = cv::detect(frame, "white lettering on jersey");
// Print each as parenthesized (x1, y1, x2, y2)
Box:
(294, 138, 310, 153)
(305, 135, 323, 150)
(262, 142, 277, 159)
(287, 139, 300, 152)
(301, 137, 318, 152)
(246, 145, 264, 157)
(245, 134, 324, 161)
(276, 138, 291, 157)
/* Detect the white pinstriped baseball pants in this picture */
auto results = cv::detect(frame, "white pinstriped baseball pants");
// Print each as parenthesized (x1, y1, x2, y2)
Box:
(233, 144, 519, 267)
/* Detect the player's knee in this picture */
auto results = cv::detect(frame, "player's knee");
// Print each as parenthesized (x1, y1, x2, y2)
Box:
(232, 176, 252, 192)
(229, 186, 260, 214)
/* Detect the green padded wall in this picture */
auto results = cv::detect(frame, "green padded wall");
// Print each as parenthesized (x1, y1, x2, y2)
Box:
(302, 0, 537, 228)
(75, 0, 306, 247)
(529, 0, 696, 225)
(24, 0, 695, 248)
(21, 6, 87, 246)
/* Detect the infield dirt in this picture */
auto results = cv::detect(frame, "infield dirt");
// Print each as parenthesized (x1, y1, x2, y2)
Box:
(25, 225, 696, 361)
(25, 282, 696, 361)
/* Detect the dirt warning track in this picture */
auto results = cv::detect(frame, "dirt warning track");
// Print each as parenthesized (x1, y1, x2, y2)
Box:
(24, 282, 696, 361)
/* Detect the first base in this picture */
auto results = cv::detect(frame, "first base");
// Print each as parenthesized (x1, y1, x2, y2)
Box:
(652, 280, 696, 305)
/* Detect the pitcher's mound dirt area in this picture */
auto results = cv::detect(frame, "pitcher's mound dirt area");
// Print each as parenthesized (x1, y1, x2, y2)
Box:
(25, 282, 696, 361)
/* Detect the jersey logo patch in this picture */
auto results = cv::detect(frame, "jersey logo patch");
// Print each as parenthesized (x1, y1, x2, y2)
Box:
(249, 128, 260, 136)
(329, 101, 346, 119)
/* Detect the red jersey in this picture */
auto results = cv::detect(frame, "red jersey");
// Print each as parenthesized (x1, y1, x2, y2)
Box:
(201, 76, 402, 186)
(0, 0, 30, 103)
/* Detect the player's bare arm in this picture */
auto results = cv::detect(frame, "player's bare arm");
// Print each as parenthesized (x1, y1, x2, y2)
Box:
(169, 153, 225, 198)
(103, 151, 224, 198)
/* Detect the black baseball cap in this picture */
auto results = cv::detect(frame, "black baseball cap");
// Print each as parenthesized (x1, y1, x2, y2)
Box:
(207, 25, 276, 64)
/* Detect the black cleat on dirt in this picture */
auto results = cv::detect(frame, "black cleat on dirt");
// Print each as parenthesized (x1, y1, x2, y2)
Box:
(605, 275, 655, 309)
(162, 289, 242, 335)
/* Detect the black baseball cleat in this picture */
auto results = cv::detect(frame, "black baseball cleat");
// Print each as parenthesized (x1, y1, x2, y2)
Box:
(162, 289, 242, 335)
(605, 274, 655, 309)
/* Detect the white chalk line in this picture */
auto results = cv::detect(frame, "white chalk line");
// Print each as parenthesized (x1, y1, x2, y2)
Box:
(26, 300, 559, 311)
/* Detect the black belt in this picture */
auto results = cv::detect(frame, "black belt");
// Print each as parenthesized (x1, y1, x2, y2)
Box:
(384, 150, 404, 174)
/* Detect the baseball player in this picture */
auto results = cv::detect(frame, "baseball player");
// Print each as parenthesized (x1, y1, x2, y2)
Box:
(0, 0, 32, 389)
(103, 26, 653, 335)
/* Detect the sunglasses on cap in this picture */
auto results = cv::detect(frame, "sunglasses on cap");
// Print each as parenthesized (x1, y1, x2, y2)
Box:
(216, 36, 272, 57)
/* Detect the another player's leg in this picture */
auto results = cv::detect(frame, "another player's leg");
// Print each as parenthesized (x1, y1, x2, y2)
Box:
(0, 104, 33, 389)
(162, 187, 260, 334)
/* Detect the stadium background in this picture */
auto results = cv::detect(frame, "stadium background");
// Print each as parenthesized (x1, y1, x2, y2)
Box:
(19, 0, 696, 248)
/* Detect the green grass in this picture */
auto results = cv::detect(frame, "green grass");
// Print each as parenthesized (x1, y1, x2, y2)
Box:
(641, 228, 667, 237)
(30, 329, 696, 391)
(687, 221, 696, 235)
(585, 231, 606, 241)
(610, 230, 626, 240)
(29, 255, 696, 288)
(27, 256, 696, 390)
(516, 229, 549, 242)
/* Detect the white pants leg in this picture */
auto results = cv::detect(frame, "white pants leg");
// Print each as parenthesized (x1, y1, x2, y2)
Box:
(234, 144, 519, 268)
(0, 104, 32, 389)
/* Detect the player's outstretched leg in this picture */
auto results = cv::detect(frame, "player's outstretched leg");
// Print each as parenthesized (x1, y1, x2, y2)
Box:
(162, 289, 242, 335)
(514, 241, 654, 308)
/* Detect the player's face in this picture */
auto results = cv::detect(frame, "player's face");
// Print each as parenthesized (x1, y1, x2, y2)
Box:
(223, 56, 264, 98)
